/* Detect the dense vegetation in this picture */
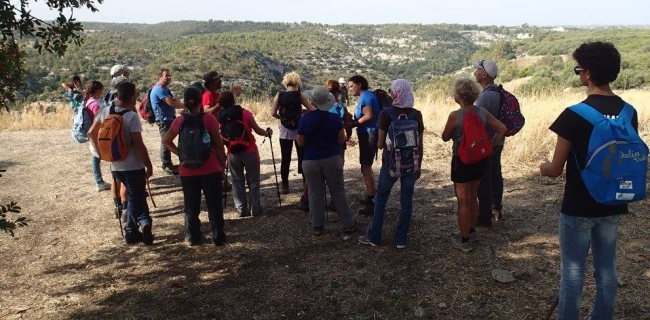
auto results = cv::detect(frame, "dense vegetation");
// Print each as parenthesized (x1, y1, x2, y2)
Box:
(13, 21, 650, 105)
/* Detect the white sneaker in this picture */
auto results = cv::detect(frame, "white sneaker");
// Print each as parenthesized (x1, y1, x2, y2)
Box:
(452, 231, 478, 243)
(451, 237, 473, 253)
(96, 181, 111, 192)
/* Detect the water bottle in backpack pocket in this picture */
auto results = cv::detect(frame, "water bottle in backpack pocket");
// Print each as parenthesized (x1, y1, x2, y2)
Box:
(178, 113, 212, 169)
(570, 102, 648, 205)
(385, 108, 420, 177)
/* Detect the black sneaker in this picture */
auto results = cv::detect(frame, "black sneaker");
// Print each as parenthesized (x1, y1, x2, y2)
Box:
(213, 235, 227, 246)
(342, 221, 358, 234)
(313, 226, 324, 236)
(281, 182, 290, 194)
(124, 232, 142, 245)
(141, 224, 154, 245)
(358, 203, 374, 216)
(162, 165, 179, 175)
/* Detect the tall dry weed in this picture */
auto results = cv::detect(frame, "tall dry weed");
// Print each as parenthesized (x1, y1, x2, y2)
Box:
(3, 90, 649, 172)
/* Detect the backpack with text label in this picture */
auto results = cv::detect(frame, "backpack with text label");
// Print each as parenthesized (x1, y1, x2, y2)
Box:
(384, 108, 420, 177)
(218, 105, 252, 154)
(570, 102, 648, 205)
(484, 84, 524, 136)
(178, 113, 212, 169)
(458, 108, 493, 165)
(70, 101, 93, 143)
(138, 85, 156, 124)
(97, 106, 132, 162)
(277, 91, 303, 130)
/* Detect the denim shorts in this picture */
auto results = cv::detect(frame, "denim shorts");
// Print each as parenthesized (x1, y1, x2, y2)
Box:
(358, 131, 378, 166)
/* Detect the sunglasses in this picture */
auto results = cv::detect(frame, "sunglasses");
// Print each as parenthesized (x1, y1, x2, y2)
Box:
(478, 59, 486, 71)
(573, 66, 585, 75)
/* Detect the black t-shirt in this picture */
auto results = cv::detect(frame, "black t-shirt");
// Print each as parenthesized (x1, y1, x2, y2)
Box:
(377, 106, 425, 133)
(549, 94, 638, 217)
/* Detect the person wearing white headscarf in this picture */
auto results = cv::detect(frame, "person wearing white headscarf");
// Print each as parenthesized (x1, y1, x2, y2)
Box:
(358, 79, 424, 248)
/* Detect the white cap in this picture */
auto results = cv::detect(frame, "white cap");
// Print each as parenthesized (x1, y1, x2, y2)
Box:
(338, 77, 346, 84)
(110, 64, 133, 78)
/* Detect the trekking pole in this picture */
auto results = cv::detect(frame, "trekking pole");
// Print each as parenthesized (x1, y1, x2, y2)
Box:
(544, 296, 558, 320)
(146, 177, 157, 208)
(263, 128, 282, 207)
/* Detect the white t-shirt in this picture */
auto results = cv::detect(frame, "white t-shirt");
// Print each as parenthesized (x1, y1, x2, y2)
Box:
(94, 106, 144, 171)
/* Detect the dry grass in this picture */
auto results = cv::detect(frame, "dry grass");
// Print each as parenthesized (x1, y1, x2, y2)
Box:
(1, 91, 649, 319)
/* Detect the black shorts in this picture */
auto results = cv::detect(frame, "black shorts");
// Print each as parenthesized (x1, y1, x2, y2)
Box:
(451, 156, 487, 183)
(358, 131, 378, 166)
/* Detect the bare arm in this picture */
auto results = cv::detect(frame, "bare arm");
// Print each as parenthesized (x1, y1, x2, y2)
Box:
(204, 103, 220, 115)
(540, 136, 571, 177)
(337, 128, 346, 144)
(163, 96, 186, 110)
(441, 111, 458, 142)
(249, 116, 270, 137)
(377, 129, 387, 149)
(300, 93, 316, 111)
(296, 134, 305, 147)
(485, 111, 507, 146)
(271, 93, 280, 119)
(349, 105, 373, 128)
(131, 132, 153, 178)
(61, 82, 73, 92)
(88, 120, 101, 153)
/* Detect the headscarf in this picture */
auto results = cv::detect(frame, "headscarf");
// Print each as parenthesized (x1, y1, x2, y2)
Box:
(390, 79, 414, 108)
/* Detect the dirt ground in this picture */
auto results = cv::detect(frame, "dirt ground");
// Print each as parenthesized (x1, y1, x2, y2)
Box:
(1, 124, 649, 320)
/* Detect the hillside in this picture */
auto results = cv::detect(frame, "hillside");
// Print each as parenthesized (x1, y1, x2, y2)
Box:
(14, 21, 650, 104)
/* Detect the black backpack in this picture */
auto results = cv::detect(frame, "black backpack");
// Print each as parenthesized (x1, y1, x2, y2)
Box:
(278, 91, 303, 130)
(178, 113, 211, 169)
(374, 89, 393, 110)
(218, 105, 251, 154)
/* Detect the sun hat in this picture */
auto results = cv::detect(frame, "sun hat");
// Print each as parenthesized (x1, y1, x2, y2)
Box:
(304, 85, 335, 111)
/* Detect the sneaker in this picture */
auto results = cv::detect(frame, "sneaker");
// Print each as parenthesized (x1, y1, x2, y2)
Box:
(396, 244, 407, 249)
(492, 208, 504, 222)
(141, 224, 153, 245)
(452, 231, 478, 243)
(124, 232, 142, 245)
(313, 226, 324, 236)
(451, 237, 473, 253)
(296, 197, 310, 212)
(213, 235, 227, 246)
(162, 165, 179, 175)
(358, 234, 379, 246)
(186, 238, 202, 246)
(96, 181, 111, 192)
(342, 221, 358, 234)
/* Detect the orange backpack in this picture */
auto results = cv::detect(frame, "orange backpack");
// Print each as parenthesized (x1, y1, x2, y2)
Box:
(98, 106, 131, 162)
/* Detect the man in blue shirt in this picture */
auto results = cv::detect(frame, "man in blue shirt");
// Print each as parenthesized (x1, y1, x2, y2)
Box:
(346, 75, 381, 216)
(150, 68, 186, 174)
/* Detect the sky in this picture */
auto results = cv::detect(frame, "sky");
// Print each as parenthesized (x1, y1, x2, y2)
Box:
(15, 0, 649, 26)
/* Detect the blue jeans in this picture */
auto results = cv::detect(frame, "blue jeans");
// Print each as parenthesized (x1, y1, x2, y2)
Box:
(367, 165, 417, 246)
(180, 172, 225, 243)
(112, 169, 152, 241)
(558, 213, 620, 320)
(157, 120, 174, 167)
(91, 155, 104, 185)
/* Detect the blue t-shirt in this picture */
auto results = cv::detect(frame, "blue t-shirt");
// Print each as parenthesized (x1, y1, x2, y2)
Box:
(354, 90, 380, 134)
(328, 101, 346, 119)
(297, 110, 342, 160)
(150, 84, 175, 122)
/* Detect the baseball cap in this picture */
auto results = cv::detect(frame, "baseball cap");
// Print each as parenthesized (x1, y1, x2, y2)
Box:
(338, 77, 346, 84)
(304, 86, 335, 112)
(110, 76, 129, 93)
(473, 60, 498, 78)
(110, 64, 133, 78)
(203, 70, 223, 84)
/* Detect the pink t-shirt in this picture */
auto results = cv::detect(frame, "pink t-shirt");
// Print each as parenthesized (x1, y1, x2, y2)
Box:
(170, 113, 224, 177)
(85, 97, 101, 121)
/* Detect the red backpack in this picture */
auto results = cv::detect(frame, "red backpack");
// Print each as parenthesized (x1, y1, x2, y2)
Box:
(138, 85, 156, 124)
(458, 109, 492, 165)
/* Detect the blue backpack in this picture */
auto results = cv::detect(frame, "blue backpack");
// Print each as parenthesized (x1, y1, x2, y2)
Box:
(71, 102, 93, 143)
(570, 102, 648, 205)
(384, 108, 420, 177)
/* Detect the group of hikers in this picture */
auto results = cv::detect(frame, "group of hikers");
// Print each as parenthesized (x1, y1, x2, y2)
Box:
(64, 41, 646, 320)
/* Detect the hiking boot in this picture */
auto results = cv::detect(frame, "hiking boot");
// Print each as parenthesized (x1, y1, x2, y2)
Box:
(96, 181, 111, 192)
(296, 197, 310, 212)
(213, 235, 227, 246)
(358, 234, 379, 246)
(358, 202, 374, 216)
(313, 226, 324, 236)
(342, 220, 358, 234)
(124, 232, 142, 245)
(452, 231, 478, 243)
(141, 224, 153, 245)
(162, 165, 179, 175)
(451, 237, 473, 253)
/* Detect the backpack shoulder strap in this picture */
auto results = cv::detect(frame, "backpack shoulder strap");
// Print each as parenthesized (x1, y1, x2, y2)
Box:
(619, 103, 634, 120)
(384, 107, 397, 122)
(569, 102, 603, 125)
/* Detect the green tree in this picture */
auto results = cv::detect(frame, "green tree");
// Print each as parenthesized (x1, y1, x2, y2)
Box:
(0, 0, 103, 109)
(0, 168, 27, 236)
